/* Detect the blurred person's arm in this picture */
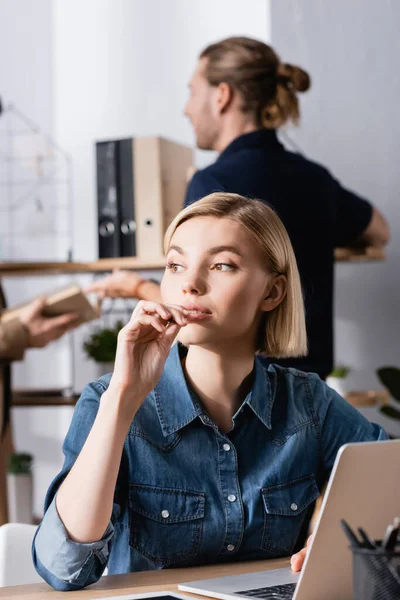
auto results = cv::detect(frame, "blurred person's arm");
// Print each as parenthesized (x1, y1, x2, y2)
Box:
(0, 318, 29, 360)
(332, 177, 390, 248)
(357, 206, 390, 247)
(0, 297, 79, 360)
(86, 270, 161, 302)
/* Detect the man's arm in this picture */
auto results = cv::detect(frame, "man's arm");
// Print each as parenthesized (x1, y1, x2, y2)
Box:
(357, 206, 390, 247)
(0, 298, 80, 361)
(332, 177, 390, 249)
(86, 272, 162, 302)
(0, 318, 29, 361)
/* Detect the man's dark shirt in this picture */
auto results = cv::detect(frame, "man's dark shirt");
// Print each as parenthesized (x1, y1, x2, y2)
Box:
(184, 129, 372, 379)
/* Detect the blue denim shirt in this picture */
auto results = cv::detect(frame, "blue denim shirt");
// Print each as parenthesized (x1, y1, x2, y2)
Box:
(33, 344, 388, 590)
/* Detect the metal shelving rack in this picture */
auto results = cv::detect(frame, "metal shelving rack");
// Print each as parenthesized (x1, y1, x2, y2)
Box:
(0, 98, 73, 262)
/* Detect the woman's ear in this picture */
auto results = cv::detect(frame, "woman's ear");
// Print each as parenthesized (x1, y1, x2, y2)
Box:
(260, 275, 287, 312)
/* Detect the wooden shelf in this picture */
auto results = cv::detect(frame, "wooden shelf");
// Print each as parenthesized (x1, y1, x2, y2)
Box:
(0, 257, 166, 276)
(0, 247, 386, 277)
(11, 390, 79, 407)
(345, 389, 390, 407)
(334, 246, 386, 262)
(12, 388, 389, 409)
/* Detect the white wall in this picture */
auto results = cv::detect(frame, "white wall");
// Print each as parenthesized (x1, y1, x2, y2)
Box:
(270, 0, 400, 403)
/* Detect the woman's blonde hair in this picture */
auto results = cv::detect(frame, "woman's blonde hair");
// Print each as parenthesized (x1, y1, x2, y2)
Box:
(200, 36, 310, 129)
(164, 193, 308, 358)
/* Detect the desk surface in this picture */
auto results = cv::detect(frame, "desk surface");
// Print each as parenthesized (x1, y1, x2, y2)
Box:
(0, 558, 289, 600)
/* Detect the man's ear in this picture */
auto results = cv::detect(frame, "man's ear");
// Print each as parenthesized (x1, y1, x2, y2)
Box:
(216, 82, 233, 114)
(260, 275, 287, 312)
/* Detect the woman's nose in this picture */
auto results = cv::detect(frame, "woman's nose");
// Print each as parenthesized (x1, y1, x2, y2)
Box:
(181, 274, 206, 296)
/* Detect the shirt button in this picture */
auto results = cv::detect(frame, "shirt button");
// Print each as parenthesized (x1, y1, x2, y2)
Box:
(161, 510, 170, 519)
(227, 544, 235, 552)
(223, 443, 231, 451)
(227, 494, 236, 503)
(290, 503, 298, 512)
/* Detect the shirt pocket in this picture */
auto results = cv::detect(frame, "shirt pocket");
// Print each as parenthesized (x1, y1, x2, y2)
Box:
(129, 483, 205, 566)
(261, 474, 319, 556)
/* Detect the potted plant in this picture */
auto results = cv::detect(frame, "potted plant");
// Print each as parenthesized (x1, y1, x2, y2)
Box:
(326, 365, 351, 397)
(83, 320, 124, 375)
(376, 366, 400, 422)
(7, 453, 33, 524)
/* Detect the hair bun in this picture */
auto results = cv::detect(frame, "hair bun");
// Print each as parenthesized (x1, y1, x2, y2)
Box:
(278, 63, 311, 92)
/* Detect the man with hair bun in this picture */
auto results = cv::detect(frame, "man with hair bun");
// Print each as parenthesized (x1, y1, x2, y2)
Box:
(89, 36, 389, 380)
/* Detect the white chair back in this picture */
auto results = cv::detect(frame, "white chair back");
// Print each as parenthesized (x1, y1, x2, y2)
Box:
(0, 523, 43, 587)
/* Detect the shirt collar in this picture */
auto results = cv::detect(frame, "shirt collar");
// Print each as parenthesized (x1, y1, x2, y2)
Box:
(216, 129, 282, 162)
(154, 344, 203, 437)
(154, 344, 276, 436)
(243, 355, 275, 430)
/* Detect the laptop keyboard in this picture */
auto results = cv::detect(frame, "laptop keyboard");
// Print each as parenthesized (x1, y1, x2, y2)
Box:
(235, 583, 297, 599)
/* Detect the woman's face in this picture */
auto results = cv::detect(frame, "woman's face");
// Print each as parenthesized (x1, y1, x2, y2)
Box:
(161, 216, 281, 352)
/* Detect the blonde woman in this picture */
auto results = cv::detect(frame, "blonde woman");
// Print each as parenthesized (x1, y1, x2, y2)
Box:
(33, 194, 387, 591)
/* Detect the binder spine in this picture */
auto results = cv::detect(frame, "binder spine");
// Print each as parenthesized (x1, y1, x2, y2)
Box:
(96, 141, 121, 258)
(118, 139, 137, 257)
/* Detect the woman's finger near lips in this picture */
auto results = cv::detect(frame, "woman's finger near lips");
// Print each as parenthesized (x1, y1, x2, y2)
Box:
(137, 302, 173, 322)
(131, 301, 189, 328)
(136, 314, 166, 333)
(163, 305, 190, 325)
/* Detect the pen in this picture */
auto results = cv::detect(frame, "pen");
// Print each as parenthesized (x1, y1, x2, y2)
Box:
(357, 527, 376, 549)
(340, 519, 361, 548)
(382, 517, 400, 552)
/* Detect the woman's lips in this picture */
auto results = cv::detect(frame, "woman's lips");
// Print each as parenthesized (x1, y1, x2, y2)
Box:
(184, 309, 212, 322)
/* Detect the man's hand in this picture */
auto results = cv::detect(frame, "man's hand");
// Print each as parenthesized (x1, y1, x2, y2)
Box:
(85, 270, 146, 299)
(86, 270, 161, 302)
(290, 535, 313, 572)
(19, 298, 80, 348)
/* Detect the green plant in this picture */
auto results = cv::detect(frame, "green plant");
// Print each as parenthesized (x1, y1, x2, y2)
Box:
(83, 320, 124, 363)
(7, 453, 33, 475)
(376, 366, 400, 421)
(329, 365, 351, 378)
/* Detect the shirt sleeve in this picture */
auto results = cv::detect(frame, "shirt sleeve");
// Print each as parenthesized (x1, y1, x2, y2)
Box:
(184, 169, 226, 207)
(32, 378, 125, 591)
(331, 176, 373, 247)
(311, 375, 389, 477)
(0, 318, 28, 361)
(33, 494, 114, 590)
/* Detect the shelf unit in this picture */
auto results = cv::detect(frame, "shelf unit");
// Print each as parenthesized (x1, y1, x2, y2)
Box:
(0, 257, 166, 276)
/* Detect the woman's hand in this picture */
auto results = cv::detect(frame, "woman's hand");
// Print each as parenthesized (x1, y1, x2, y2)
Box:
(290, 535, 313, 572)
(106, 301, 189, 419)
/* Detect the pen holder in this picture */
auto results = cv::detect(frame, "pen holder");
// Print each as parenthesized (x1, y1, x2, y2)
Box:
(351, 545, 400, 600)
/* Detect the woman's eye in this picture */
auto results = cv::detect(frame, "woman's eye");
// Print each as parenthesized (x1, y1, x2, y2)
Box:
(213, 263, 236, 272)
(166, 263, 184, 273)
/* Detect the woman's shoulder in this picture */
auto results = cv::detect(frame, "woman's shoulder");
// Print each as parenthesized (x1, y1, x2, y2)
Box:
(262, 360, 320, 383)
(262, 361, 331, 404)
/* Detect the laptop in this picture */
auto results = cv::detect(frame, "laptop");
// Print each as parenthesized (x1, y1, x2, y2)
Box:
(179, 439, 400, 600)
